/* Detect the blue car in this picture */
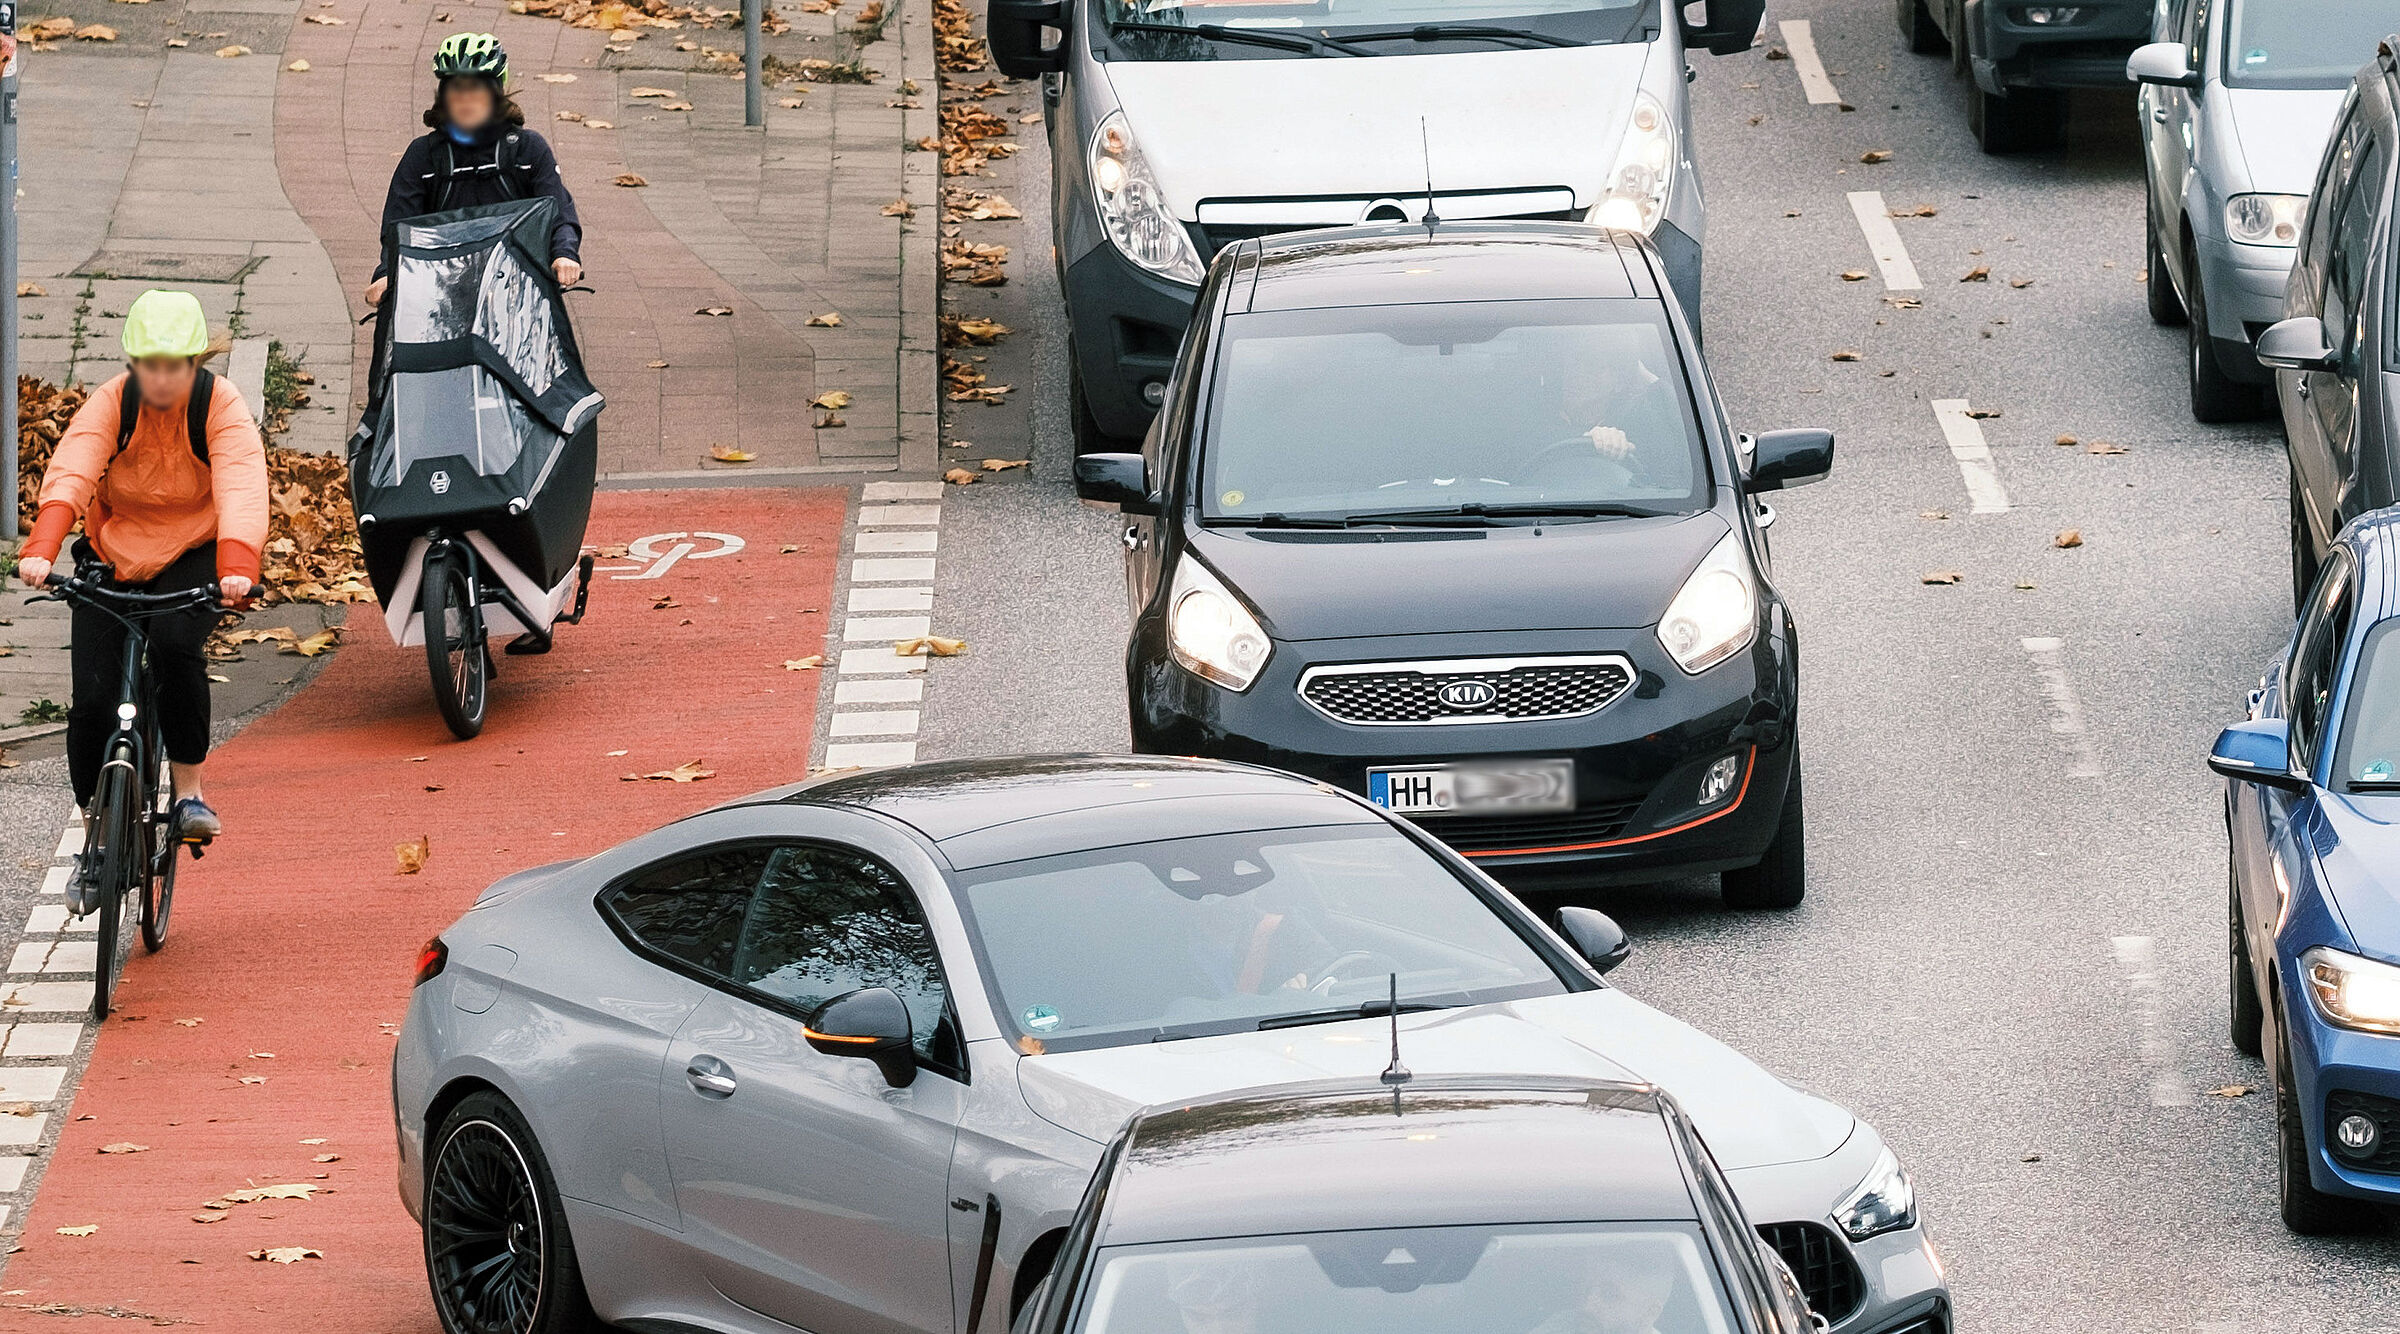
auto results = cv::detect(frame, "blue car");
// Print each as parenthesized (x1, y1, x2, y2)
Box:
(2212, 508, 2400, 1233)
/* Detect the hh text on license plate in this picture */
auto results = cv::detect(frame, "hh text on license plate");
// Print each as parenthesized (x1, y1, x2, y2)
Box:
(1369, 760, 1574, 816)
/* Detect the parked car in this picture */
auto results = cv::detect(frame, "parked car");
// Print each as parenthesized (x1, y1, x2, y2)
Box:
(395, 756, 1949, 1334)
(2209, 507, 2400, 1234)
(1896, 0, 2149, 153)
(2128, 0, 2373, 422)
(985, 0, 1766, 451)
(2257, 39, 2400, 609)
(1011, 1078, 1853, 1334)
(1075, 222, 1829, 908)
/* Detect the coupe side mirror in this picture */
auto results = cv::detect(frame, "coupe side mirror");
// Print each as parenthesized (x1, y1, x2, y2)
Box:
(2208, 719, 2309, 793)
(1556, 907, 1632, 975)
(990, 0, 1067, 78)
(1679, 0, 1765, 56)
(804, 987, 918, 1087)
(2256, 317, 2339, 373)
(1075, 452, 1156, 513)
(1747, 429, 1834, 492)
(2126, 41, 2201, 89)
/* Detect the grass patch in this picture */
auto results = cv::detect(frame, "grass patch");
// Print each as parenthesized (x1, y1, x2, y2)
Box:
(17, 698, 66, 726)
(260, 340, 313, 441)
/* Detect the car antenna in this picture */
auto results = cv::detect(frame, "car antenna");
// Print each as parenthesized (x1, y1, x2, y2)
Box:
(1418, 118, 1440, 235)
(1379, 972, 1412, 1096)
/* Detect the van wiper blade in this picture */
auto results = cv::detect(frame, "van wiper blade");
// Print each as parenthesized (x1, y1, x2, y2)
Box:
(1109, 21, 1371, 56)
(1336, 24, 1585, 50)
(1257, 1001, 1440, 1031)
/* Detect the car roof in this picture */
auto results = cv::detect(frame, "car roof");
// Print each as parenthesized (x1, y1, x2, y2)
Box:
(1231, 221, 1656, 314)
(1096, 1076, 1698, 1245)
(783, 754, 1385, 870)
(2342, 508, 2400, 614)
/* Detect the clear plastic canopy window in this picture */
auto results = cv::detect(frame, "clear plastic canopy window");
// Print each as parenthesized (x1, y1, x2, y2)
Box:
(380, 365, 557, 486)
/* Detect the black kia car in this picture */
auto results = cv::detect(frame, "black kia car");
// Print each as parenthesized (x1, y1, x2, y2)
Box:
(1076, 221, 1832, 908)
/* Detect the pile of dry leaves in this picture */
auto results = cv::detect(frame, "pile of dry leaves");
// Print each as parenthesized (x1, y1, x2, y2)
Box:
(508, 0, 789, 36)
(16, 376, 86, 532)
(929, 101, 1017, 177)
(939, 238, 1009, 286)
(931, 0, 987, 71)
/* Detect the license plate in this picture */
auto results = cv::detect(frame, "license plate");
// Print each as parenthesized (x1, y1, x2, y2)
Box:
(1368, 760, 1574, 816)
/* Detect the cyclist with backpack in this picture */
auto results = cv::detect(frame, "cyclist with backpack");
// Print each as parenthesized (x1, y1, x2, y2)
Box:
(13, 290, 269, 910)
(360, 33, 584, 309)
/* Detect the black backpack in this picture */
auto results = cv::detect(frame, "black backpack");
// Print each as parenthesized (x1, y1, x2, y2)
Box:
(114, 366, 215, 466)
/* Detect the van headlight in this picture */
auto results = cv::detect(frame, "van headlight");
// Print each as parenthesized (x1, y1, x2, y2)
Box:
(2302, 947, 2400, 1034)
(1591, 90, 1676, 234)
(1657, 531, 1756, 674)
(1169, 557, 1271, 691)
(2225, 194, 2307, 247)
(1834, 1148, 1916, 1241)
(1091, 111, 1206, 285)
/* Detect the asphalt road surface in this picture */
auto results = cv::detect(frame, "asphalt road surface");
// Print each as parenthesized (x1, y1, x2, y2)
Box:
(923, 0, 2400, 1324)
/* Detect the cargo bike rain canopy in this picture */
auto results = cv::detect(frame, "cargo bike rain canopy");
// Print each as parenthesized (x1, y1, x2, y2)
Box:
(351, 197, 603, 603)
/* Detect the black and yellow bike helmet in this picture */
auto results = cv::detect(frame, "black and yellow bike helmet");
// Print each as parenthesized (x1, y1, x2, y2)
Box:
(432, 32, 508, 83)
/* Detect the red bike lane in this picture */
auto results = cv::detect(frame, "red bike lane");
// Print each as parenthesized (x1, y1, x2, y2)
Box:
(0, 487, 845, 1331)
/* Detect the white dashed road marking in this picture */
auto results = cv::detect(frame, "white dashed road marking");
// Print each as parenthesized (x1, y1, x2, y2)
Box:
(2020, 638, 2104, 780)
(1778, 20, 1844, 106)
(0, 814, 103, 1233)
(1931, 399, 2012, 515)
(2111, 935, 2194, 1108)
(1845, 191, 1923, 292)
(820, 481, 948, 771)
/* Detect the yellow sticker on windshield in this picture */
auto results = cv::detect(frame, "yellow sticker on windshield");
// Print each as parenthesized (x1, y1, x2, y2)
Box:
(1221, 489, 1245, 507)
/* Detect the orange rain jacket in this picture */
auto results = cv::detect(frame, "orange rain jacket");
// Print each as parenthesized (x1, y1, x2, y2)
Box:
(23, 372, 270, 585)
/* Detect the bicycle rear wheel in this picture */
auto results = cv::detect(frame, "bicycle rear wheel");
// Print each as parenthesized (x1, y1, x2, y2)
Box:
(421, 544, 490, 740)
(88, 752, 140, 1020)
(142, 784, 178, 954)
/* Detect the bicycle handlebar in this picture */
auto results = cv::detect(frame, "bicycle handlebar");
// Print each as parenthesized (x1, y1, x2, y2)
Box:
(34, 571, 224, 614)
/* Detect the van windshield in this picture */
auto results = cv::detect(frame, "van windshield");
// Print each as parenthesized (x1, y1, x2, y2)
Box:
(1100, 0, 1658, 56)
(2224, 0, 2390, 89)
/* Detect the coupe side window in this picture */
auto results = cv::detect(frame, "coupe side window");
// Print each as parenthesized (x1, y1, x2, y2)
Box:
(2323, 134, 2387, 363)
(2291, 562, 2356, 766)
(736, 845, 955, 1066)
(602, 847, 770, 975)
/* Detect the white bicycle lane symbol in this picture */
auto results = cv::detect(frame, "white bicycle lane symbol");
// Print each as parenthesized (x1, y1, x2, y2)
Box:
(594, 531, 747, 581)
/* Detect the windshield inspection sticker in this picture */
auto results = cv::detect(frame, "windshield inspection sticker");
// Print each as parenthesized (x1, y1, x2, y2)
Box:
(1220, 490, 1244, 508)
(1023, 1005, 1063, 1033)
(2364, 759, 2395, 782)
(2244, 48, 2268, 66)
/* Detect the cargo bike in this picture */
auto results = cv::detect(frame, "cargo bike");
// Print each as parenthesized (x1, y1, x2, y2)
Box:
(349, 198, 605, 739)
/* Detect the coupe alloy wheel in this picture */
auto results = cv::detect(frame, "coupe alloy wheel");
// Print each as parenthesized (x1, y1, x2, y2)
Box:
(428, 1119, 548, 1334)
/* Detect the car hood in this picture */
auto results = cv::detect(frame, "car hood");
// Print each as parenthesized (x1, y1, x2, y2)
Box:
(2313, 793, 2400, 961)
(1189, 512, 1726, 641)
(2225, 87, 2348, 196)
(1013, 989, 1855, 1171)
(1101, 44, 1651, 220)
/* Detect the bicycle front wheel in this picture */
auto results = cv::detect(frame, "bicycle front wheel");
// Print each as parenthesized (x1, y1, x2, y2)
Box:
(88, 755, 140, 1020)
(421, 544, 490, 740)
(142, 788, 178, 954)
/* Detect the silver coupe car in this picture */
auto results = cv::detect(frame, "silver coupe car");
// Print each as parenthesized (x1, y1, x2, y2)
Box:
(394, 756, 1948, 1334)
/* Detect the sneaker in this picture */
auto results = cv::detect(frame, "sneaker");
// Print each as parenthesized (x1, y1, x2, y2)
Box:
(67, 851, 100, 917)
(172, 797, 222, 842)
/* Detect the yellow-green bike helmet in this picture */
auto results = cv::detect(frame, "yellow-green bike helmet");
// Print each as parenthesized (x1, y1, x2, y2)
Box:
(121, 290, 210, 360)
(433, 32, 507, 83)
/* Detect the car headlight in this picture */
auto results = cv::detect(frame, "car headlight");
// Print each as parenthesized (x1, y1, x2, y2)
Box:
(1657, 531, 1756, 674)
(1591, 90, 1677, 234)
(1834, 1147, 1916, 1241)
(1091, 111, 1206, 285)
(2301, 947, 2400, 1035)
(1169, 557, 1271, 691)
(2225, 194, 2307, 247)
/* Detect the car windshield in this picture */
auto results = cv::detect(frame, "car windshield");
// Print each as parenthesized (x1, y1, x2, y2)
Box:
(1200, 300, 1709, 524)
(952, 826, 1571, 1050)
(2336, 618, 2400, 791)
(1098, 0, 1657, 56)
(2224, 0, 2390, 89)
(1075, 1225, 1736, 1334)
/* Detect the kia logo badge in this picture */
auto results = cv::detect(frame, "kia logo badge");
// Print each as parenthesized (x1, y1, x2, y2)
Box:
(429, 470, 451, 496)
(1436, 679, 1498, 711)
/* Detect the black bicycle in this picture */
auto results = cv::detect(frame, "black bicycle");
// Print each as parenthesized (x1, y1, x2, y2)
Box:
(30, 570, 221, 1020)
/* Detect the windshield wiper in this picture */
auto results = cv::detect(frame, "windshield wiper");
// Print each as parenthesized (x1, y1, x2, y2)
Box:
(1257, 1000, 1441, 1031)
(1335, 23, 1585, 50)
(1108, 20, 1371, 56)
(1208, 511, 1352, 529)
(1335, 501, 1675, 525)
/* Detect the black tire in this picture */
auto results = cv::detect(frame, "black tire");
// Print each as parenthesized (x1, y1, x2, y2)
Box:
(1067, 344, 1140, 458)
(2291, 465, 2322, 614)
(1722, 754, 1806, 910)
(2228, 864, 2264, 1058)
(1897, 0, 1945, 54)
(2186, 247, 2267, 424)
(87, 752, 138, 1022)
(142, 788, 178, 954)
(425, 1093, 600, 1334)
(1969, 85, 2066, 155)
(2145, 193, 2187, 326)
(2271, 1003, 2383, 1235)
(422, 545, 490, 741)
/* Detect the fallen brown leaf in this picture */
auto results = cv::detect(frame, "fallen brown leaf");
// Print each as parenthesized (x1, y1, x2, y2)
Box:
(2086, 440, 2129, 456)
(981, 458, 1029, 472)
(555, 110, 585, 123)
(696, 305, 732, 316)
(629, 86, 678, 98)
(76, 23, 119, 40)
(1840, 270, 1869, 282)
(943, 467, 979, 485)
(216, 43, 250, 56)
(2208, 1084, 2255, 1098)
(2054, 529, 2084, 549)
(56, 1225, 97, 1237)
(1920, 510, 1950, 520)
(628, 760, 716, 783)
(709, 445, 755, 463)
(881, 198, 916, 218)
(287, 58, 311, 71)
(394, 835, 430, 876)
(2055, 434, 2079, 447)
(782, 656, 824, 671)
(1888, 204, 1939, 218)
(614, 173, 649, 188)
(1921, 571, 1964, 586)
(2009, 277, 2035, 289)
(249, 1247, 324, 1264)
(1860, 149, 1892, 164)
(894, 636, 966, 658)
(538, 73, 579, 83)
(806, 311, 842, 327)
(1830, 350, 1862, 362)
(1961, 265, 1992, 282)
(809, 390, 852, 410)
(99, 1142, 149, 1155)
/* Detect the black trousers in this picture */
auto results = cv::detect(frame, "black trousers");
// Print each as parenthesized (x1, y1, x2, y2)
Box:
(67, 541, 217, 808)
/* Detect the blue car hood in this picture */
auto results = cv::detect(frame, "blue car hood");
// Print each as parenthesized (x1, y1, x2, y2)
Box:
(2315, 793, 2400, 961)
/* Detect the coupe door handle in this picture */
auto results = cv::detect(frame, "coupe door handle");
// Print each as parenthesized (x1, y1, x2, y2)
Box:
(686, 1055, 738, 1099)
(2152, 107, 2168, 123)
(2296, 379, 2312, 399)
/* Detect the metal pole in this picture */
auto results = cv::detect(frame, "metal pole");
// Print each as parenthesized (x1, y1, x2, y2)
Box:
(1, 2, 20, 543)
(742, 0, 763, 127)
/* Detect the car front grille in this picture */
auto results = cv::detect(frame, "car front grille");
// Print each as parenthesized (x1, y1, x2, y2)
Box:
(1757, 1222, 1866, 1326)
(1300, 656, 1634, 726)
(1415, 800, 1645, 854)
(2325, 1090, 2400, 1172)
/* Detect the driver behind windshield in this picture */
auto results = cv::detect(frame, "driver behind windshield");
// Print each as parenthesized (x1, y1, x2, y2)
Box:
(1549, 328, 1692, 495)
(1523, 1244, 1683, 1334)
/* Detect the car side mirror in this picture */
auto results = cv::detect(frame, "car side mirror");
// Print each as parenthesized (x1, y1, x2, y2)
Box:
(1075, 452, 1156, 514)
(990, 0, 1068, 78)
(1556, 907, 1632, 975)
(1747, 429, 1834, 492)
(804, 987, 918, 1087)
(1679, 0, 1764, 56)
(2126, 41, 2201, 89)
(2256, 316, 2339, 373)
(2209, 719, 2309, 793)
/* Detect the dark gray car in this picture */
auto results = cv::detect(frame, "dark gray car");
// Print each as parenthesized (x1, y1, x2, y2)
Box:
(1897, 0, 2152, 153)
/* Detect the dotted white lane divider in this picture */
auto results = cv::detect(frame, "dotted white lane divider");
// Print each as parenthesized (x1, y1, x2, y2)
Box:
(2020, 637, 2104, 780)
(819, 480, 945, 772)
(1845, 191, 1923, 292)
(0, 814, 102, 1232)
(1931, 399, 2012, 515)
(1777, 19, 1845, 106)
(2110, 935, 2194, 1108)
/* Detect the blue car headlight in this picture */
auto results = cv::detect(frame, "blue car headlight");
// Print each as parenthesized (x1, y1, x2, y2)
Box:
(2302, 947, 2400, 1036)
(1833, 1147, 1916, 1241)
